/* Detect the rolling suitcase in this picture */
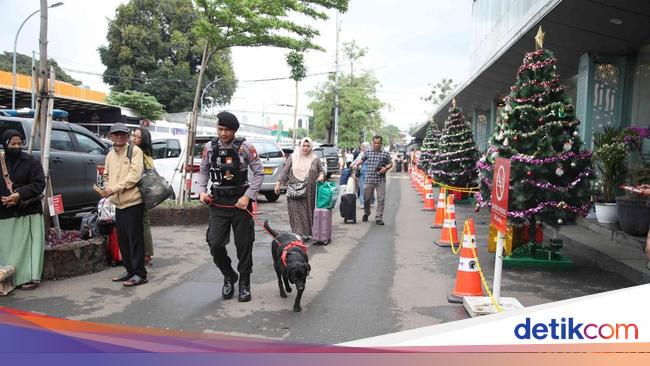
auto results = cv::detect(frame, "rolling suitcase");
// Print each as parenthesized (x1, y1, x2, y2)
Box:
(340, 193, 357, 223)
(312, 208, 332, 245)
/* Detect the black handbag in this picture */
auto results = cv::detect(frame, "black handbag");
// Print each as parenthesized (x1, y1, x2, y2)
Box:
(127, 145, 175, 209)
(138, 167, 175, 209)
(286, 181, 307, 199)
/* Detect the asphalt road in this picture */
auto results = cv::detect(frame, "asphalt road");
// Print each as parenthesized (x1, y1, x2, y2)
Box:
(0, 173, 635, 344)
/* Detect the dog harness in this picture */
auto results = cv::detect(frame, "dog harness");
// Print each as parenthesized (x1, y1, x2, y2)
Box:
(281, 240, 308, 267)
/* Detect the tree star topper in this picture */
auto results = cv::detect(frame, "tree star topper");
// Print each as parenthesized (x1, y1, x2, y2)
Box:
(452, 97, 457, 110)
(535, 26, 545, 50)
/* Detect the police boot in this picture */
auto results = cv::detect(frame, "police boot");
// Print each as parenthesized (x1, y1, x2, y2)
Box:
(222, 272, 238, 300)
(238, 273, 251, 302)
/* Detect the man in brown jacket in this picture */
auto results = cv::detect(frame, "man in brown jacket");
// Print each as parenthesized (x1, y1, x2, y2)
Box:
(102, 123, 147, 287)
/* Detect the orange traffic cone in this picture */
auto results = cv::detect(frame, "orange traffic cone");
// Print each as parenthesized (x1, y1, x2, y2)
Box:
(431, 186, 446, 228)
(448, 218, 484, 303)
(418, 171, 425, 196)
(435, 194, 459, 247)
(422, 182, 435, 211)
(252, 200, 261, 215)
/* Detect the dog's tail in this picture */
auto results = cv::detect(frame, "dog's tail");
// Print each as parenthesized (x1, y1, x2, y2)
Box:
(263, 219, 279, 238)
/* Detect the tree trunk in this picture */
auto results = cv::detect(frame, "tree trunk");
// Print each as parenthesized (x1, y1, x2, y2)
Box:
(292, 80, 298, 147)
(181, 41, 210, 204)
(38, 0, 51, 232)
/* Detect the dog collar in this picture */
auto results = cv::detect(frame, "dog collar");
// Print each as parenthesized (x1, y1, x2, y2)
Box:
(281, 240, 307, 267)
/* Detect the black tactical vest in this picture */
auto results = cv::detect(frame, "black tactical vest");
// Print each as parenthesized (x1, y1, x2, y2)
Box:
(209, 137, 248, 187)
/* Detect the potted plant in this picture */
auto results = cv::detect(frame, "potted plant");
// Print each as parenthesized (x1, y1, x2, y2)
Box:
(616, 127, 650, 236)
(592, 126, 628, 224)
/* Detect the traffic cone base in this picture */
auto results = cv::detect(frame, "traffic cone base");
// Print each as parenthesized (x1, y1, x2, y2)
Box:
(448, 219, 484, 303)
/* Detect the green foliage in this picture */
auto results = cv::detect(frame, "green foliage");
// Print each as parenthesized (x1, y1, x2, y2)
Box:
(593, 126, 628, 202)
(288, 127, 309, 140)
(286, 51, 307, 82)
(106, 90, 166, 120)
(98, 0, 237, 113)
(477, 49, 594, 222)
(343, 40, 367, 77)
(423, 78, 456, 107)
(193, 0, 348, 52)
(0, 52, 81, 86)
(308, 72, 385, 149)
(379, 124, 402, 147)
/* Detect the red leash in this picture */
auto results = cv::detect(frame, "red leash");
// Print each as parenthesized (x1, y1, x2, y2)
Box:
(207, 201, 283, 244)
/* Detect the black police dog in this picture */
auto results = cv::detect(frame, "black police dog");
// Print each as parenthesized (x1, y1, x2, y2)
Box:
(264, 220, 311, 312)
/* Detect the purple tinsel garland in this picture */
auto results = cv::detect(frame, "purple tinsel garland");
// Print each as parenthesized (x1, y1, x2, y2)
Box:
(521, 169, 593, 192)
(510, 150, 592, 164)
(474, 193, 592, 218)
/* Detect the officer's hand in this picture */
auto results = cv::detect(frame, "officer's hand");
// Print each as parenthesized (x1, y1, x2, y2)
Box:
(199, 192, 212, 205)
(274, 182, 281, 195)
(236, 195, 250, 210)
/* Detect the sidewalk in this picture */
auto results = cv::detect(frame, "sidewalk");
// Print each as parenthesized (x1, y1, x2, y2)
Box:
(544, 217, 650, 285)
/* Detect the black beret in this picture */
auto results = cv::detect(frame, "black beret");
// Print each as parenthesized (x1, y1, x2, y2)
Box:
(216, 111, 240, 130)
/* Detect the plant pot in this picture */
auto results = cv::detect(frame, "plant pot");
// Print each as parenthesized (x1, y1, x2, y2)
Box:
(594, 202, 618, 224)
(616, 196, 650, 236)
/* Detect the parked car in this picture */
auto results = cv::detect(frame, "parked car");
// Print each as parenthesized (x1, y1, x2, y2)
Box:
(0, 116, 109, 216)
(153, 136, 285, 202)
(314, 144, 340, 179)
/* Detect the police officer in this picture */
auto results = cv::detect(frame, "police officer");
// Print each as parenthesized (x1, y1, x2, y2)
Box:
(198, 111, 264, 302)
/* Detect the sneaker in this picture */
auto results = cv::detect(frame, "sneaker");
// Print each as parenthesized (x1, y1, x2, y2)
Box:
(362, 214, 369, 222)
(376, 219, 385, 225)
(112, 272, 131, 282)
(123, 275, 148, 287)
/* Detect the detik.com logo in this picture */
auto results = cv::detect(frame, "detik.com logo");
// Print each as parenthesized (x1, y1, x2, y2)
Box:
(514, 317, 638, 340)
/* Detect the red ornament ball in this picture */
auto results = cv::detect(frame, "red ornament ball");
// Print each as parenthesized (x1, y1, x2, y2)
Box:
(474, 205, 480, 213)
(526, 170, 533, 177)
(514, 135, 520, 142)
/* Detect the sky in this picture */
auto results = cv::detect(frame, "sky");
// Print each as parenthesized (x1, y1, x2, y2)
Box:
(0, 0, 474, 131)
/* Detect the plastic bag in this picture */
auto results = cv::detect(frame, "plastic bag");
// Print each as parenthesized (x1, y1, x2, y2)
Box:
(316, 181, 338, 209)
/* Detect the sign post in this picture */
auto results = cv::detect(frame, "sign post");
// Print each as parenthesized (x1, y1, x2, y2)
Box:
(490, 158, 510, 302)
(463, 157, 523, 317)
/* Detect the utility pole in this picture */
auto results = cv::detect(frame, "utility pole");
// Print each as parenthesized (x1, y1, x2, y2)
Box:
(333, 11, 340, 146)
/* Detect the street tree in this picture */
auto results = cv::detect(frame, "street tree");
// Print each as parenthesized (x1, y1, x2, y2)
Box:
(106, 90, 166, 120)
(343, 40, 367, 78)
(380, 124, 402, 148)
(179, 0, 348, 201)
(423, 78, 457, 129)
(286, 51, 307, 147)
(98, 0, 237, 113)
(308, 72, 384, 149)
(0, 51, 81, 86)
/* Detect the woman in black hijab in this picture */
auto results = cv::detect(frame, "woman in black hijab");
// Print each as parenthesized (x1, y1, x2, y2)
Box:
(0, 129, 46, 290)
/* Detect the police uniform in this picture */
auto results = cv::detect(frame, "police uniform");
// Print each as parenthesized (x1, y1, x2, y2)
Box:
(197, 112, 264, 302)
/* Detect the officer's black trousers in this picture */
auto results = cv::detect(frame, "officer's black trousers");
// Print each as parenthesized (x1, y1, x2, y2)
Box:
(206, 198, 255, 277)
(115, 203, 147, 279)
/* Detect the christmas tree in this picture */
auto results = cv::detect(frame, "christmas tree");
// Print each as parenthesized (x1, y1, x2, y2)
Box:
(418, 122, 441, 172)
(429, 99, 479, 188)
(476, 27, 593, 224)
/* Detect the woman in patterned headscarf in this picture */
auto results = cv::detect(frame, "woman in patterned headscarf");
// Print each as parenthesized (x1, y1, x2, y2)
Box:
(275, 137, 325, 240)
(0, 129, 46, 290)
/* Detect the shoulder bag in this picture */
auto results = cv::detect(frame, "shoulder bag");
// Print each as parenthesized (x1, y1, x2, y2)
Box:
(286, 181, 307, 199)
(127, 144, 175, 209)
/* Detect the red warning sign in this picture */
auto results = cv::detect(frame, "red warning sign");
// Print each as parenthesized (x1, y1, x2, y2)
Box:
(490, 158, 511, 234)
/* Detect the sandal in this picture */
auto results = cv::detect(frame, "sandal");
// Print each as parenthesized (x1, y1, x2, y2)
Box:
(20, 282, 39, 290)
